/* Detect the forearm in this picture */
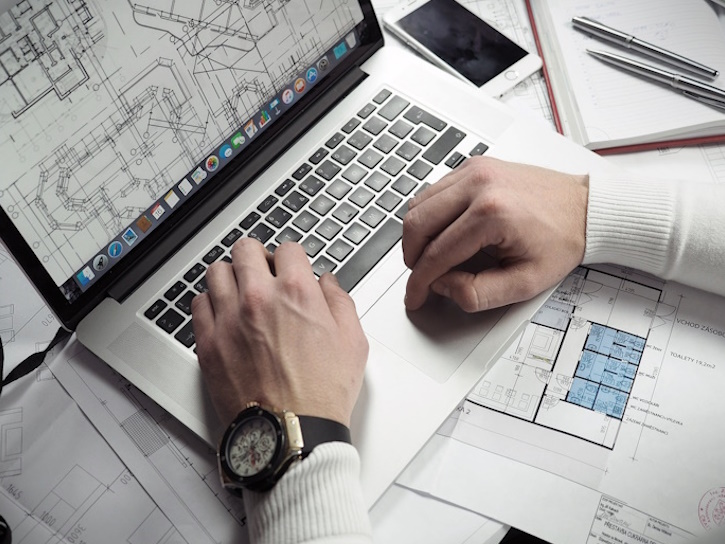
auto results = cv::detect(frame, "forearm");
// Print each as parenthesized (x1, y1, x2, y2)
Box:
(584, 173, 725, 297)
(243, 442, 372, 544)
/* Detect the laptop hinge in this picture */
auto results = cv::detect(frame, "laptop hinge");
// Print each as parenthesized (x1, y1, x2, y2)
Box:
(108, 67, 369, 303)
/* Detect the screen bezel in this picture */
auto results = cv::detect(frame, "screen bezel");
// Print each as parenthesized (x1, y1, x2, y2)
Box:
(0, 0, 383, 330)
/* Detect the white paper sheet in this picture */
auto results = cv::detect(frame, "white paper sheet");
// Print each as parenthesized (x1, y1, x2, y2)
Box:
(399, 265, 725, 543)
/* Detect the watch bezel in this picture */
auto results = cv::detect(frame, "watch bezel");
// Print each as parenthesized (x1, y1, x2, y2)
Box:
(218, 405, 287, 490)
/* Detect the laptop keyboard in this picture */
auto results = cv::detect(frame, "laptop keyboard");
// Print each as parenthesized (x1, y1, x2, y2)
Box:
(143, 89, 490, 351)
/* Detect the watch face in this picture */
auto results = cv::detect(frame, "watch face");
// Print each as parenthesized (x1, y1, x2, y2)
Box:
(227, 415, 279, 477)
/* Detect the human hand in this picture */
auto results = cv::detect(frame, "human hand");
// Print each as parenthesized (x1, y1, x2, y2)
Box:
(192, 239, 368, 429)
(403, 156, 588, 312)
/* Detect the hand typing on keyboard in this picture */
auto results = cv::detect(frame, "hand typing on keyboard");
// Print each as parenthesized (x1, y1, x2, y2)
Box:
(402, 156, 589, 313)
(191, 239, 368, 429)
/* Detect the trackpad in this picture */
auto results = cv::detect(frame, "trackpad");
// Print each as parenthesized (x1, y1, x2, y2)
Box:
(361, 272, 508, 383)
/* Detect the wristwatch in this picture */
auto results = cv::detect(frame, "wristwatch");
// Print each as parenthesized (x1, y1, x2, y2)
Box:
(218, 402, 352, 493)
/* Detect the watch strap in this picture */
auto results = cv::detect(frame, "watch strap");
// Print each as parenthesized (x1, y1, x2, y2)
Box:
(297, 415, 351, 458)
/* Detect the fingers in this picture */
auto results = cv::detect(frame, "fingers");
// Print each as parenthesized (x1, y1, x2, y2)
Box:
(273, 242, 316, 281)
(432, 264, 541, 312)
(402, 178, 471, 270)
(319, 273, 368, 363)
(405, 208, 497, 310)
(204, 261, 238, 311)
(191, 293, 214, 351)
(231, 238, 273, 291)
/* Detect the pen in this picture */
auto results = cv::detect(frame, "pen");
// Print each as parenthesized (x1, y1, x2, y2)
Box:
(587, 49, 725, 111)
(573, 16, 719, 80)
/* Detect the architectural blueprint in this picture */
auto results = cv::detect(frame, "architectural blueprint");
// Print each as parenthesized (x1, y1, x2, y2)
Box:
(0, 241, 57, 368)
(0, 362, 187, 544)
(0, 0, 363, 285)
(398, 265, 725, 543)
(49, 340, 250, 544)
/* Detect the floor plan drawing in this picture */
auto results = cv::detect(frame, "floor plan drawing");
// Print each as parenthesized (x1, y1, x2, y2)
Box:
(0, 362, 187, 544)
(50, 342, 251, 544)
(0, 0, 363, 285)
(467, 266, 669, 449)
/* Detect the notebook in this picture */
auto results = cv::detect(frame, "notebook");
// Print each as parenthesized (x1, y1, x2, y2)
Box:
(0, 0, 610, 506)
(527, 0, 725, 154)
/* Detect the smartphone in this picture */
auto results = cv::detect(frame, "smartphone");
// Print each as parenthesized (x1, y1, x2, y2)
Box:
(383, 0, 542, 97)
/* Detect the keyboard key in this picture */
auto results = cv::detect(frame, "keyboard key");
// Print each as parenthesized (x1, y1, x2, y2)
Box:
(376, 190, 403, 212)
(266, 243, 277, 254)
(276, 227, 303, 244)
(267, 207, 292, 228)
(392, 175, 418, 196)
(326, 179, 353, 200)
(292, 163, 312, 180)
(165, 280, 187, 301)
(240, 211, 261, 230)
(156, 309, 185, 334)
(331, 145, 357, 165)
(403, 106, 447, 131)
(362, 117, 387, 136)
(335, 218, 403, 292)
(395, 200, 411, 221)
(343, 222, 370, 245)
(194, 276, 209, 293)
(373, 134, 398, 154)
(175, 290, 196, 315)
(183, 264, 205, 284)
(293, 210, 319, 232)
(342, 163, 368, 184)
(203, 245, 225, 264)
(257, 195, 278, 213)
(316, 218, 343, 240)
(389, 119, 413, 139)
(358, 149, 383, 169)
(410, 126, 435, 146)
(407, 160, 434, 180)
(325, 132, 345, 149)
(315, 160, 341, 181)
(364, 171, 391, 192)
(222, 255, 232, 263)
(222, 228, 243, 247)
(145, 299, 167, 320)
(360, 206, 386, 228)
(174, 320, 196, 348)
(423, 126, 466, 165)
(347, 130, 373, 150)
(357, 103, 376, 118)
(301, 235, 325, 258)
(282, 191, 309, 212)
(327, 239, 354, 262)
(312, 255, 337, 276)
(275, 179, 295, 196)
(332, 202, 358, 224)
(309, 148, 329, 164)
(470, 142, 489, 156)
(310, 194, 336, 216)
(445, 151, 466, 168)
(380, 156, 405, 177)
(349, 187, 374, 208)
(249, 223, 275, 244)
(300, 175, 325, 196)
(341, 118, 360, 134)
(378, 96, 410, 121)
(395, 141, 421, 161)
(372, 89, 392, 104)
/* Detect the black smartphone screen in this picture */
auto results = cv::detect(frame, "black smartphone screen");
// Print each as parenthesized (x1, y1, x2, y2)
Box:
(398, 0, 527, 87)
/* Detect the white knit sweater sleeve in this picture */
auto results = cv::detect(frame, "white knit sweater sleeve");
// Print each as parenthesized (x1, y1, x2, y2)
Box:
(243, 442, 372, 544)
(583, 172, 725, 297)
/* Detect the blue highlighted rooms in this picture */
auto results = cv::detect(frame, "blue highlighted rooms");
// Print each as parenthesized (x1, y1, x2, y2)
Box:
(567, 324, 645, 419)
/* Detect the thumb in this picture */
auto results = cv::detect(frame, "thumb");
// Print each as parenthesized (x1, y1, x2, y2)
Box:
(432, 264, 541, 312)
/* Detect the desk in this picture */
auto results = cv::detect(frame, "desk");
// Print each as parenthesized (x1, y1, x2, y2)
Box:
(1, 1, 724, 543)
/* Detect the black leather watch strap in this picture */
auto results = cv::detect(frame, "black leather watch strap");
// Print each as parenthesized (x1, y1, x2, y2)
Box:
(297, 415, 351, 458)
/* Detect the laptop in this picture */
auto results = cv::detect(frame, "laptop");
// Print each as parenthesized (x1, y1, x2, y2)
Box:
(0, 0, 609, 506)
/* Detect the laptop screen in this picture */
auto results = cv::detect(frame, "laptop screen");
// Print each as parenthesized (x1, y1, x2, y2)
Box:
(0, 1, 367, 307)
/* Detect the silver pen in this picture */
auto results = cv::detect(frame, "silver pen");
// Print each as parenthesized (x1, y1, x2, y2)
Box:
(587, 49, 725, 111)
(573, 16, 719, 79)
